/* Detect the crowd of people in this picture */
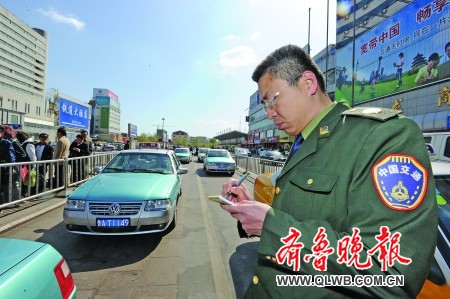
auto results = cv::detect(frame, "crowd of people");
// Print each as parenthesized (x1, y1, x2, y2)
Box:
(0, 126, 93, 206)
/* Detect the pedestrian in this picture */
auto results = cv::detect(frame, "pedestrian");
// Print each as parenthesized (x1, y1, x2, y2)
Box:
(16, 131, 37, 196)
(220, 44, 437, 298)
(35, 133, 54, 192)
(0, 125, 17, 206)
(69, 134, 89, 183)
(1, 125, 24, 201)
(80, 129, 93, 155)
(124, 140, 130, 150)
(54, 126, 70, 187)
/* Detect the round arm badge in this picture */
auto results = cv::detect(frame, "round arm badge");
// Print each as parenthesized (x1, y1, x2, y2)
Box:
(372, 154, 428, 211)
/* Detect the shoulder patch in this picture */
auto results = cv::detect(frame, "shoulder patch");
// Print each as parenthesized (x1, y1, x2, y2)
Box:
(341, 107, 402, 122)
(372, 154, 428, 211)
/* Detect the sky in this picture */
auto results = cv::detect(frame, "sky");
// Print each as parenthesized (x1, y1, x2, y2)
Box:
(2, 0, 336, 139)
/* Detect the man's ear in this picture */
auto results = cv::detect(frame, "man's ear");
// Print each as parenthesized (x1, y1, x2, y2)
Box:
(302, 71, 318, 95)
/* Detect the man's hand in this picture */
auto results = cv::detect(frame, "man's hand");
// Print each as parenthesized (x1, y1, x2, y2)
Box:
(221, 201, 271, 236)
(221, 179, 252, 203)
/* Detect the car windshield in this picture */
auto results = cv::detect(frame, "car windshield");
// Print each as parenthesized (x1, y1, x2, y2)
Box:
(436, 175, 450, 241)
(104, 153, 173, 174)
(208, 150, 230, 158)
(174, 148, 189, 154)
(198, 149, 208, 154)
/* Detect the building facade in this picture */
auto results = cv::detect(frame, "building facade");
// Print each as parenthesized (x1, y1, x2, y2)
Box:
(0, 5, 52, 139)
(247, 0, 450, 151)
(91, 88, 121, 142)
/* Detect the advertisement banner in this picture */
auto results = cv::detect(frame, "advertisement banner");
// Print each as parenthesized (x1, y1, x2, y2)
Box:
(59, 98, 89, 129)
(336, 0, 450, 104)
(100, 107, 110, 129)
(128, 123, 138, 138)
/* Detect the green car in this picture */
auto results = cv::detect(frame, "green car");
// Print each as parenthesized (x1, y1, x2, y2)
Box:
(203, 149, 236, 176)
(174, 148, 192, 163)
(63, 149, 188, 235)
(0, 238, 76, 298)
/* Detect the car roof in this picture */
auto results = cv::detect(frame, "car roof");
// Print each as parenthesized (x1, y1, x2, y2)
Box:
(122, 149, 173, 155)
(431, 161, 450, 176)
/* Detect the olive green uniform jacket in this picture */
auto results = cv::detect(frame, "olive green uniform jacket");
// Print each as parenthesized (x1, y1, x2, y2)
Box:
(244, 102, 438, 298)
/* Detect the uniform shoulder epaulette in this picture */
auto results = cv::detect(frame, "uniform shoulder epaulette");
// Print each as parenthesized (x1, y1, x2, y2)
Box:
(341, 107, 402, 122)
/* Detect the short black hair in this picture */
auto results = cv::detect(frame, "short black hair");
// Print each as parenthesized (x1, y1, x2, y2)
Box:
(428, 52, 439, 62)
(252, 44, 326, 92)
(445, 42, 450, 50)
(57, 126, 67, 136)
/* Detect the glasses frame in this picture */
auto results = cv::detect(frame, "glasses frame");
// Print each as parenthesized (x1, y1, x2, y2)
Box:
(262, 74, 302, 115)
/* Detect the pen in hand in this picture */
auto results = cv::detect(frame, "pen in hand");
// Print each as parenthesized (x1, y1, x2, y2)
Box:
(225, 173, 248, 198)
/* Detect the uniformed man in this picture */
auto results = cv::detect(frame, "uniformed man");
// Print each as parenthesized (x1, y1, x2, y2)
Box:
(221, 45, 438, 298)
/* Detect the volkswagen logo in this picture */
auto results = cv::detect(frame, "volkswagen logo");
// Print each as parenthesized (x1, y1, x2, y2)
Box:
(108, 203, 121, 215)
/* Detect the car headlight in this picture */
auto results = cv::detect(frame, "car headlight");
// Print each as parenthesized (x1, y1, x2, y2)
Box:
(65, 199, 86, 211)
(145, 200, 172, 211)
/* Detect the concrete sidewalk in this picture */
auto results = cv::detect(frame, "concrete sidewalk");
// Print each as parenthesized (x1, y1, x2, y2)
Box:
(0, 192, 69, 234)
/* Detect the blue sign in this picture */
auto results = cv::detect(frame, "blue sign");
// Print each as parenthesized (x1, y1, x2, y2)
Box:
(129, 124, 138, 138)
(3, 124, 21, 130)
(447, 115, 450, 129)
(59, 98, 89, 129)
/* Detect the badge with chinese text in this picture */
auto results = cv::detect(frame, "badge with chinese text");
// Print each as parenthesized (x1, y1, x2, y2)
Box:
(372, 154, 428, 211)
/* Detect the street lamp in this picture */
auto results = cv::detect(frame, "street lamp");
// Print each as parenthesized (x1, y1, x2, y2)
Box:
(161, 118, 166, 142)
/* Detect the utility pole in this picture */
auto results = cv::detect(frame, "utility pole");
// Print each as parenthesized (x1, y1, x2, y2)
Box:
(308, 7, 311, 55)
(161, 118, 166, 142)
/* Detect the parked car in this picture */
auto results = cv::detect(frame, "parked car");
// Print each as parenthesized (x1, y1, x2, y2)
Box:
(424, 132, 450, 162)
(234, 147, 252, 157)
(203, 149, 236, 175)
(63, 149, 188, 235)
(174, 148, 192, 163)
(253, 161, 450, 298)
(102, 144, 116, 151)
(256, 148, 267, 157)
(197, 148, 208, 162)
(259, 150, 287, 163)
(0, 238, 76, 298)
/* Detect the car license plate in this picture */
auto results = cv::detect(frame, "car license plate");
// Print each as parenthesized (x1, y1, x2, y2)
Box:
(96, 218, 130, 227)
(219, 168, 226, 171)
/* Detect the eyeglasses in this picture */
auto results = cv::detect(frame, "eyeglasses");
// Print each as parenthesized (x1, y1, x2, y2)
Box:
(262, 74, 302, 115)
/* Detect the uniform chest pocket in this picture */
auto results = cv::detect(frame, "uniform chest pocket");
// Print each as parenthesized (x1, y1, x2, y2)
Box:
(286, 168, 339, 221)
(289, 168, 338, 193)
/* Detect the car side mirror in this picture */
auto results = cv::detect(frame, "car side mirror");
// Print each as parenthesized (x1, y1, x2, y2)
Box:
(178, 168, 188, 175)
(93, 166, 103, 174)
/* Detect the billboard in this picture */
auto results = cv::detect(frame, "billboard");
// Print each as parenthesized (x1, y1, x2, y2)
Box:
(128, 123, 138, 138)
(93, 88, 119, 101)
(100, 107, 110, 129)
(336, 0, 450, 104)
(59, 98, 89, 130)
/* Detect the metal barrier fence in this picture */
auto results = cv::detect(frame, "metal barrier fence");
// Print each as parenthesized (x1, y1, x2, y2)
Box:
(0, 152, 117, 209)
(234, 155, 285, 175)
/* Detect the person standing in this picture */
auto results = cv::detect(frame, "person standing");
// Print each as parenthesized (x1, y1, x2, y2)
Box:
(69, 134, 89, 183)
(54, 127, 70, 187)
(394, 52, 404, 87)
(220, 45, 437, 298)
(35, 133, 54, 192)
(1, 125, 24, 201)
(0, 126, 16, 206)
(16, 131, 37, 196)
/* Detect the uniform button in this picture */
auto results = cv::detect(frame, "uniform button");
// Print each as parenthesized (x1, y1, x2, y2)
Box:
(275, 187, 280, 194)
(253, 275, 259, 285)
(307, 179, 313, 185)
